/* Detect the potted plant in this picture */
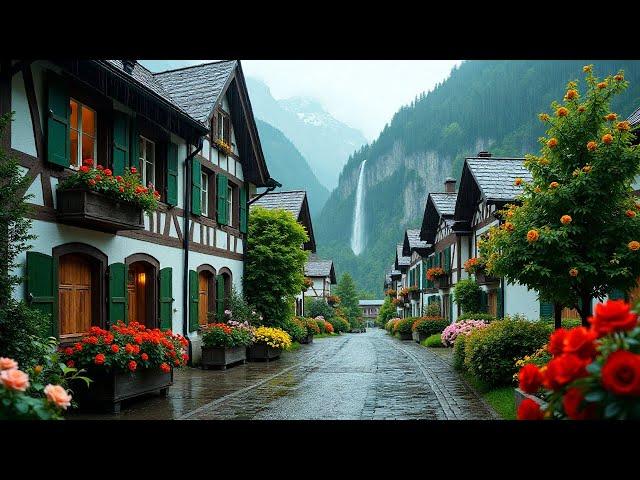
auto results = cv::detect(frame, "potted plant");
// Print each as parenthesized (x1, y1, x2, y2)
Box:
(465, 256, 499, 285)
(200, 322, 253, 370)
(408, 285, 421, 300)
(300, 318, 320, 344)
(60, 321, 188, 413)
(246, 326, 292, 361)
(385, 288, 397, 298)
(426, 267, 449, 289)
(56, 161, 159, 233)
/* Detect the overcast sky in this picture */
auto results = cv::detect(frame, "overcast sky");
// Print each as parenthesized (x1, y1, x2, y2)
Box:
(140, 60, 462, 141)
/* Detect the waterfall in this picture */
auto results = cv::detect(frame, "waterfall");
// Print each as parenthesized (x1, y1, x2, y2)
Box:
(351, 160, 367, 256)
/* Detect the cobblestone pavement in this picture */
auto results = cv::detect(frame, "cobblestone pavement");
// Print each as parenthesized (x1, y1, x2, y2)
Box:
(69, 328, 498, 420)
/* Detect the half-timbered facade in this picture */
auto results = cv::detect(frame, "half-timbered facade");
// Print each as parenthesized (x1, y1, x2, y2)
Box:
(3, 59, 274, 363)
(403, 229, 430, 317)
(304, 254, 337, 302)
(394, 243, 411, 317)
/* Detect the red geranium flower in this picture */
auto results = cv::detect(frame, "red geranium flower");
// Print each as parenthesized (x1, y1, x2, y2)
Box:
(601, 350, 640, 396)
(141, 353, 149, 361)
(111, 344, 119, 353)
(97, 165, 104, 171)
(64, 347, 74, 356)
(115, 175, 123, 182)
(79, 165, 90, 173)
(88, 179, 96, 186)
(588, 300, 638, 337)
(125, 343, 134, 354)
(563, 327, 597, 359)
(83, 158, 94, 166)
(173, 359, 180, 367)
(94, 354, 106, 365)
(548, 328, 568, 357)
(94, 175, 102, 182)
(518, 364, 543, 394)
(104, 168, 112, 176)
(563, 387, 598, 420)
(543, 354, 588, 391)
(74, 342, 83, 352)
(160, 363, 171, 373)
(130, 166, 137, 174)
(128, 360, 137, 372)
(517, 398, 544, 420)
(66, 360, 75, 368)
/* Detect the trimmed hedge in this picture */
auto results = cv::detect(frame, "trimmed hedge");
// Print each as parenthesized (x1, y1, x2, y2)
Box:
(423, 333, 445, 348)
(453, 334, 467, 371)
(457, 312, 497, 322)
(395, 317, 414, 335)
(412, 316, 449, 336)
(329, 316, 350, 333)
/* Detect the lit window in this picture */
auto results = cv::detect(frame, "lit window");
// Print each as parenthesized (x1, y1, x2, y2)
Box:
(69, 99, 96, 168)
(227, 185, 233, 226)
(201, 172, 209, 217)
(139, 136, 156, 188)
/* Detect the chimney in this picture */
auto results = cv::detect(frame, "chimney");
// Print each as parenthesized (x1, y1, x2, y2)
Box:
(444, 177, 456, 193)
(122, 60, 136, 74)
(478, 151, 492, 158)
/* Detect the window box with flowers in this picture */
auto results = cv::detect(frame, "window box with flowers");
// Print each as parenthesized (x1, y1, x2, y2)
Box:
(213, 138, 232, 156)
(426, 267, 449, 289)
(464, 257, 499, 285)
(246, 326, 292, 362)
(59, 322, 188, 413)
(200, 322, 254, 370)
(56, 161, 160, 233)
(385, 288, 397, 298)
(408, 285, 421, 300)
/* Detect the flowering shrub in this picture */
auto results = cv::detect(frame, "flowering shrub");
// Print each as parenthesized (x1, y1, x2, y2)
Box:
(201, 322, 253, 348)
(327, 295, 340, 305)
(58, 161, 159, 213)
(323, 320, 334, 334)
(399, 287, 410, 297)
(60, 322, 189, 373)
(426, 267, 446, 281)
(304, 318, 320, 335)
(412, 316, 449, 337)
(329, 316, 350, 333)
(513, 346, 552, 384)
(302, 278, 314, 292)
(391, 298, 403, 306)
(385, 289, 397, 297)
(441, 319, 489, 347)
(394, 318, 414, 335)
(517, 300, 640, 420)
(1, 358, 71, 420)
(253, 326, 292, 350)
(385, 318, 402, 334)
(285, 317, 309, 342)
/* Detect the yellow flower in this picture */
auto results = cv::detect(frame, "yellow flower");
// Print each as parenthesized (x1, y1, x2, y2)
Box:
(583, 65, 592, 73)
(556, 107, 568, 117)
(605, 113, 617, 121)
(539, 113, 550, 122)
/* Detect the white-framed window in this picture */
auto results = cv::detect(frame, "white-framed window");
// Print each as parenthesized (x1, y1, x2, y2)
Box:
(69, 99, 97, 168)
(201, 172, 209, 217)
(227, 185, 233, 226)
(139, 136, 156, 188)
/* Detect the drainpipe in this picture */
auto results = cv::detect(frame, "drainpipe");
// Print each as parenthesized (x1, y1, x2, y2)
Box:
(183, 137, 204, 361)
(247, 178, 282, 206)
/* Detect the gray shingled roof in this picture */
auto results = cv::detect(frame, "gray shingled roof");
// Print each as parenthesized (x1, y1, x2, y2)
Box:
(466, 157, 531, 202)
(359, 300, 384, 306)
(430, 192, 457, 216)
(407, 229, 429, 250)
(305, 254, 335, 279)
(628, 106, 640, 127)
(154, 61, 237, 124)
(251, 190, 306, 218)
(396, 243, 410, 267)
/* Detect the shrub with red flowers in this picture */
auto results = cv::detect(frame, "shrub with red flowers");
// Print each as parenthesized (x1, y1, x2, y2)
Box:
(60, 322, 189, 373)
(58, 161, 159, 213)
(200, 322, 254, 348)
(517, 299, 640, 419)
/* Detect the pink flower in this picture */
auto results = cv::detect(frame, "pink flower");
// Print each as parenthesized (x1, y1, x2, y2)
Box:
(0, 357, 18, 370)
(44, 384, 72, 410)
(0, 368, 30, 391)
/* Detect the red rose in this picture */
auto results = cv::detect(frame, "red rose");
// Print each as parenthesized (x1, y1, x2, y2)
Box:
(66, 360, 75, 368)
(115, 175, 123, 182)
(128, 360, 137, 372)
(83, 158, 93, 166)
(601, 350, 640, 396)
(111, 344, 119, 353)
(141, 353, 149, 361)
(563, 387, 598, 420)
(97, 165, 104, 171)
(160, 363, 171, 373)
(64, 347, 74, 356)
(88, 179, 96, 186)
(74, 342, 83, 352)
(588, 300, 638, 337)
(548, 328, 568, 357)
(94, 354, 106, 365)
(517, 398, 544, 420)
(518, 364, 543, 394)
(543, 354, 588, 390)
(563, 327, 597, 359)
(104, 168, 112, 176)
(130, 166, 137, 174)
(79, 165, 90, 173)
(125, 343, 134, 354)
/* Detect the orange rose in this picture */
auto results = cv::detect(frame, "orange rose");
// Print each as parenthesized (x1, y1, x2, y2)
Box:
(527, 230, 539, 242)
(539, 113, 550, 122)
(504, 222, 515, 232)
(549, 181, 559, 189)
(602, 133, 613, 144)
(569, 268, 578, 277)
(586, 141, 597, 152)
(0, 357, 18, 370)
(565, 89, 579, 100)
(556, 107, 568, 117)
(0, 368, 30, 391)
(628, 241, 640, 251)
(577, 105, 586, 112)
(617, 121, 631, 132)
(560, 215, 572, 225)
(44, 384, 72, 410)
(605, 113, 617, 121)
(582, 165, 592, 173)
(597, 81, 607, 89)
(547, 138, 558, 148)
(514, 178, 523, 186)
(627, 210, 637, 218)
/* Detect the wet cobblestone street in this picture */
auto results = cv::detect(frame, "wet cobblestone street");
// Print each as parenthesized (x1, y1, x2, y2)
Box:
(69, 328, 498, 420)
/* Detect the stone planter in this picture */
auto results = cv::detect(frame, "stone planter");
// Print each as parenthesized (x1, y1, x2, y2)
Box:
(299, 334, 314, 344)
(74, 367, 173, 413)
(201, 345, 247, 370)
(56, 188, 144, 233)
(476, 270, 500, 285)
(397, 332, 413, 341)
(247, 343, 282, 362)
(434, 275, 450, 289)
(412, 330, 428, 343)
(514, 387, 547, 412)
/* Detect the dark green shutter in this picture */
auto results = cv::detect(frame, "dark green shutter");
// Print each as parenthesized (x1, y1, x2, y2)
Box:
(216, 275, 225, 319)
(216, 173, 228, 225)
(444, 246, 451, 272)
(112, 111, 130, 176)
(166, 143, 178, 206)
(46, 74, 70, 167)
(449, 294, 453, 321)
(189, 270, 199, 332)
(609, 288, 625, 300)
(130, 117, 139, 173)
(159, 267, 173, 330)
(191, 159, 201, 215)
(497, 286, 504, 318)
(480, 290, 488, 313)
(540, 301, 554, 319)
(108, 263, 127, 325)
(26, 252, 56, 337)
(239, 186, 248, 233)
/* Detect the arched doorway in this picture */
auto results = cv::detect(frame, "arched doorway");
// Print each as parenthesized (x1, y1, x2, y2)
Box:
(125, 254, 159, 329)
(217, 267, 233, 319)
(197, 265, 216, 325)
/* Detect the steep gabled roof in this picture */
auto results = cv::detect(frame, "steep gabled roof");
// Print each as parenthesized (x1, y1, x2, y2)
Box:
(154, 60, 237, 124)
(395, 243, 410, 272)
(251, 190, 316, 252)
(628, 105, 640, 127)
(304, 254, 337, 284)
(420, 192, 457, 244)
(403, 229, 430, 257)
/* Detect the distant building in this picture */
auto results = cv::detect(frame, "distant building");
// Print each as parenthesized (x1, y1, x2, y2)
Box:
(359, 299, 384, 326)
(304, 253, 337, 301)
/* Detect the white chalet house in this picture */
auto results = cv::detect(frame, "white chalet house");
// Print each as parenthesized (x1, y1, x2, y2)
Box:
(304, 254, 337, 302)
(402, 229, 430, 317)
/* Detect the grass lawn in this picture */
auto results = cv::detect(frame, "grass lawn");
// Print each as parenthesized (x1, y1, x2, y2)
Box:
(462, 371, 516, 420)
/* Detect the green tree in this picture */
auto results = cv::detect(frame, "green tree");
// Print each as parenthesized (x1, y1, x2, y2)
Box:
(305, 297, 334, 319)
(376, 296, 396, 327)
(333, 272, 361, 328)
(244, 206, 309, 328)
(480, 66, 640, 325)
(453, 279, 482, 314)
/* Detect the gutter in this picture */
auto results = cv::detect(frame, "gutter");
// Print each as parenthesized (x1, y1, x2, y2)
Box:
(183, 137, 204, 362)
(247, 178, 282, 206)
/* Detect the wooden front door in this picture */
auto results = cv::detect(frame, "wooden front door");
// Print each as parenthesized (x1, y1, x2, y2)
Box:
(487, 290, 498, 317)
(198, 272, 210, 325)
(58, 253, 92, 339)
(128, 263, 148, 325)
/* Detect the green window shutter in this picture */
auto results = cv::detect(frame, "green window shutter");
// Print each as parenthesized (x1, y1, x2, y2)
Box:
(26, 252, 56, 337)
(159, 267, 173, 330)
(216, 173, 229, 225)
(216, 275, 225, 319)
(540, 301, 554, 319)
(130, 117, 139, 173)
(188, 270, 199, 332)
(166, 143, 178, 206)
(112, 111, 130, 176)
(608, 288, 625, 300)
(497, 286, 504, 319)
(444, 246, 451, 272)
(239, 186, 248, 233)
(108, 263, 127, 325)
(480, 290, 488, 313)
(46, 74, 70, 167)
(449, 294, 453, 321)
(191, 158, 202, 215)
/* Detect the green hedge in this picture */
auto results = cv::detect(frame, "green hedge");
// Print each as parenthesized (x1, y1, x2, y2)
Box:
(412, 317, 449, 336)
(453, 334, 467, 371)
(395, 317, 414, 335)
(457, 312, 497, 322)
(423, 333, 445, 347)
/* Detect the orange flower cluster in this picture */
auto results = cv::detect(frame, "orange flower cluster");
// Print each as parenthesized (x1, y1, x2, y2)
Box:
(527, 230, 539, 243)
(514, 177, 523, 186)
(556, 107, 568, 117)
(605, 113, 617, 121)
(597, 81, 607, 89)
(547, 138, 558, 148)
(629, 241, 640, 251)
(617, 121, 631, 131)
(569, 268, 578, 277)
(587, 141, 597, 152)
(549, 181, 559, 189)
(560, 215, 572, 225)
(565, 89, 579, 100)
(504, 222, 515, 232)
(626, 210, 636, 218)
(602, 133, 613, 145)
